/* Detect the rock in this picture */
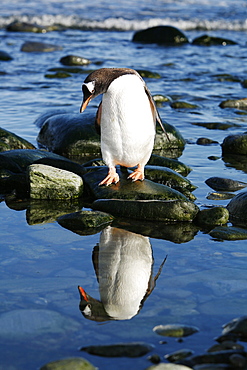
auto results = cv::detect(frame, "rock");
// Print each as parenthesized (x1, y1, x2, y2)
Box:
(206, 192, 234, 201)
(6, 20, 53, 33)
(153, 324, 199, 338)
(148, 154, 191, 176)
(40, 357, 96, 370)
(45, 71, 71, 79)
(192, 35, 237, 46)
(153, 121, 186, 156)
(28, 164, 83, 199)
(0, 127, 35, 152)
(192, 121, 239, 130)
(146, 365, 193, 370)
(21, 41, 63, 52)
(170, 101, 199, 109)
(242, 80, 247, 88)
(221, 132, 247, 156)
(205, 177, 247, 191)
(179, 350, 246, 368)
(57, 210, 114, 235)
(209, 225, 247, 240)
(222, 316, 247, 341)
(93, 198, 199, 222)
(195, 207, 229, 226)
(153, 95, 171, 106)
(0, 50, 13, 61)
(165, 349, 194, 362)
(36, 112, 100, 159)
(207, 341, 244, 353)
(137, 69, 161, 78)
(0, 309, 80, 339)
(226, 191, 247, 226)
(196, 138, 218, 145)
(132, 26, 189, 45)
(80, 342, 154, 357)
(60, 55, 91, 66)
(219, 98, 247, 109)
(83, 166, 190, 201)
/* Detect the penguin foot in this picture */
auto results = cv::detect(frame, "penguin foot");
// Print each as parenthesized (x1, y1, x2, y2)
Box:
(128, 167, 145, 182)
(99, 168, 119, 186)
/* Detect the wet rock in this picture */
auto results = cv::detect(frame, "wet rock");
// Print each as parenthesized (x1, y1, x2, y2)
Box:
(0, 309, 80, 339)
(165, 349, 194, 362)
(6, 20, 54, 33)
(193, 365, 231, 369)
(192, 121, 239, 130)
(153, 121, 186, 156)
(93, 198, 199, 222)
(80, 342, 154, 357)
(137, 69, 161, 78)
(229, 353, 246, 368)
(45, 71, 71, 78)
(148, 154, 191, 177)
(170, 101, 199, 109)
(146, 365, 193, 370)
(40, 357, 96, 370)
(195, 207, 229, 227)
(83, 166, 190, 201)
(242, 80, 247, 88)
(153, 95, 171, 106)
(48, 67, 93, 75)
(206, 192, 235, 201)
(0, 173, 28, 196)
(57, 210, 114, 235)
(209, 226, 247, 240)
(179, 350, 246, 368)
(0, 50, 13, 61)
(153, 324, 199, 338)
(132, 25, 189, 45)
(21, 41, 63, 52)
(219, 98, 247, 109)
(0, 127, 35, 152)
(28, 164, 83, 199)
(148, 354, 161, 364)
(226, 191, 247, 226)
(192, 35, 237, 46)
(196, 138, 218, 145)
(60, 54, 92, 66)
(36, 112, 100, 159)
(207, 341, 244, 353)
(213, 73, 241, 83)
(222, 316, 247, 341)
(221, 132, 247, 156)
(205, 177, 247, 192)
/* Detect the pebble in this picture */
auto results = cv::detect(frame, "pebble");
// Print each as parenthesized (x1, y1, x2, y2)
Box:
(205, 177, 247, 191)
(153, 324, 199, 338)
(40, 357, 96, 370)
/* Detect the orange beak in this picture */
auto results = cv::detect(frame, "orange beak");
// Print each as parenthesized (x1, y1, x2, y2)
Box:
(80, 95, 92, 113)
(78, 285, 89, 301)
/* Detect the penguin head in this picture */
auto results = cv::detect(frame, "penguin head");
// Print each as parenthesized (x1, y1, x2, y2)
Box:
(80, 68, 138, 112)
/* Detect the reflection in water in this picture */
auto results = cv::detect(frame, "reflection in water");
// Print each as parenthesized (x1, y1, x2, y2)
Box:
(78, 226, 166, 322)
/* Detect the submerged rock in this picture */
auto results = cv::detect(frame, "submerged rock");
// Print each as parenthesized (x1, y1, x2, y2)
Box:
(170, 101, 199, 109)
(6, 20, 58, 32)
(192, 35, 237, 46)
(21, 41, 63, 52)
(153, 324, 199, 338)
(219, 98, 247, 109)
(132, 25, 189, 45)
(209, 225, 247, 240)
(57, 210, 114, 235)
(221, 132, 247, 156)
(165, 349, 194, 362)
(226, 191, 247, 226)
(93, 198, 199, 222)
(0, 50, 13, 61)
(60, 54, 91, 66)
(40, 357, 96, 370)
(205, 177, 247, 192)
(80, 342, 154, 357)
(28, 164, 83, 199)
(0, 127, 35, 152)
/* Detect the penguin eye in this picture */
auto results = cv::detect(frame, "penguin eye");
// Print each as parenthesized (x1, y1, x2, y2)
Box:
(84, 81, 95, 94)
(83, 304, 92, 316)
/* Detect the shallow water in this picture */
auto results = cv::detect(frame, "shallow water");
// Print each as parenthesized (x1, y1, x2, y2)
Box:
(1, 0, 247, 369)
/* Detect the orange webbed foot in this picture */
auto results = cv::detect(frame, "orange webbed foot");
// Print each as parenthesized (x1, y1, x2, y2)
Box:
(99, 168, 119, 186)
(128, 165, 145, 182)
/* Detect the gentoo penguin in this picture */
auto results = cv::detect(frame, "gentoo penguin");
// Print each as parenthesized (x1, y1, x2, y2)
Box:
(80, 67, 167, 186)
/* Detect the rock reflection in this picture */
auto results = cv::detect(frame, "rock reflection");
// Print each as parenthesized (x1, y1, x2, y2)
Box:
(78, 226, 166, 322)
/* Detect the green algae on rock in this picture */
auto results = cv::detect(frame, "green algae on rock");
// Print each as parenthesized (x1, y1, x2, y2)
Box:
(195, 207, 229, 227)
(221, 132, 247, 156)
(209, 226, 247, 240)
(153, 324, 199, 338)
(148, 154, 191, 176)
(192, 34, 237, 46)
(0, 127, 35, 152)
(226, 191, 247, 226)
(40, 357, 97, 370)
(60, 54, 92, 66)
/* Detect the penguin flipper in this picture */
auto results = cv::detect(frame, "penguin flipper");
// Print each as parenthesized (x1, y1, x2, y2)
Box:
(95, 101, 102, 135)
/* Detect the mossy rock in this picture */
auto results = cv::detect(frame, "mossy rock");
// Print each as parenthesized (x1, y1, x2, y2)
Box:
(132, 26, 189, 45)
(227, 191, 247, 226)
(40, 357, 96, 370)
(209, 225, 247, 240)
(148, 154, 191, 176)
(170, 101, 199, 109)
(45, 72, 71, 79)
(0, 127, 35, 152)
(60, 55, 91, 66)
(221, 132, 247, 156)
(21, 41, 63, 52)
(195, 207, 229, 226)
(192, 34, 237, 46)
(0, 50, 13, 61)
(219, 98, 247, 109)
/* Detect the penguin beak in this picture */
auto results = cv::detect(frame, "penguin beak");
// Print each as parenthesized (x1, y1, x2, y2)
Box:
(80, 95, 92, 113)
(78, 285, 89, 301)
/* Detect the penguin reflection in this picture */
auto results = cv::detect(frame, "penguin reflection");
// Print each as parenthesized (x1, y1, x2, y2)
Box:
(78, 226, 166, 322)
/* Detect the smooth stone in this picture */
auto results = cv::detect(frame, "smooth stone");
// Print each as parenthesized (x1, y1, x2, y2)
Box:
(153, 95, 171, 105)
(0, 50, 13, 61)
(40, 357, 96, 370)
(146, 363, 193, 369)
(148, 154, 191, 176)
(80, 342, 154, 357)
(165, 349, 194, 362)
(196, 138, 218, 145)
(154, 121, 186, 156)
(0, 309, 80, 339)
(45, 71, 71, 79)
(60, 55, 91, 66)
(195, 207, 229, 226)
(36, 112, 100, 158)
(219, 98, 247, 109)
(83, 166, 189, 201)
(226, 191, 247, 226)
(93, 198, 199, 222)
(222, 316, 247, 341)
(192, 35, 237, 46)
(137, 69, 161, 78)
(207, 341, 244, 353)
(206, 192, 235, 201)
(57, 210, 114, 235)
(21, 41, 63, 52)
(0, 127, 35, 152)
(170, 101, 199, 109)
(221, 132, 247, 155)
(6, 20, 58, 32)
(192, 121, 239, 130)
(209, 226, 247, 240)
(28, 164, 83, 199)
(132, 25, 189, 45)
(153, 324, 199, 338)
(180, 350, 247, 367)
(205, 177, 247, 192)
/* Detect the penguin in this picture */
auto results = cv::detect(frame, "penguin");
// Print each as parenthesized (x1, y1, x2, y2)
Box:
(80, 67, 167, 186)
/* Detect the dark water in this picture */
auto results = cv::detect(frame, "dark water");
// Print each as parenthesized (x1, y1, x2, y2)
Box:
(1, 0, 247, 369)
